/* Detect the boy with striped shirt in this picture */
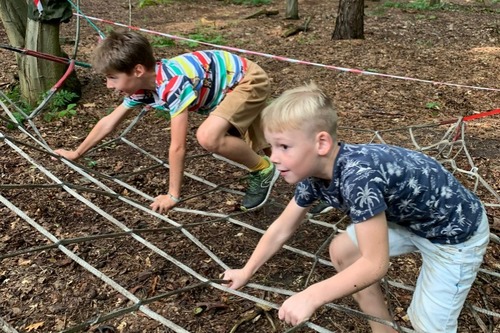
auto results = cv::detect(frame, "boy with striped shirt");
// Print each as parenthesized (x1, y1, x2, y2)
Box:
(55, 30, 278, 213)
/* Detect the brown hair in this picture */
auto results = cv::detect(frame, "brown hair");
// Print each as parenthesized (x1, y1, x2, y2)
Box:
(91, 30, 156, 74)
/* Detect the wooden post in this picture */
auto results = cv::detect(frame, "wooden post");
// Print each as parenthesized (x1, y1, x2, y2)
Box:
(285, 0, 299, 19)
(21, 19, 66, 105)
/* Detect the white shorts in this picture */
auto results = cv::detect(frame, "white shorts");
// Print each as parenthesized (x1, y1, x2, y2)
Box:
(346, 211, 490, 332)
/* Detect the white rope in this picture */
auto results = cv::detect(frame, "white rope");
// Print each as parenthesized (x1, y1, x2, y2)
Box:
(1, 93, 498, 332)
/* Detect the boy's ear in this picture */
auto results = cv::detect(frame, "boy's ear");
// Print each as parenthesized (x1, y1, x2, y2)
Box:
(133, 64, 146, 77)
(316, 131, 333, 156)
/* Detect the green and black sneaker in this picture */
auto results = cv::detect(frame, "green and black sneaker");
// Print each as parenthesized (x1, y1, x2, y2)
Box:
(307, 200, 333, 217)
(241, 157, 279, 211)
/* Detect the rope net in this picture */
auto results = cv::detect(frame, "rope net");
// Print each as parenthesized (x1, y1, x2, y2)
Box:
(0, 2, 499, 331)
(1, 88, 499, 332)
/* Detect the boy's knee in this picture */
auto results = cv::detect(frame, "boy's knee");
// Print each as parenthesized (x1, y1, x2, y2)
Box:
(329, 233, 359, 271)
(196, 128, 219, 152)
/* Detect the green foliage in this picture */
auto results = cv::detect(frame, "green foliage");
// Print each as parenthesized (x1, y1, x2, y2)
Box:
(50, 90, 79, 109)
(151, 36, 176, 48)
(7, 112, 25, 129)
(425, 101, 441, 116)
(425, 101, 440, 110)
(43, 90, 79, 122)
(415, 14, 438, 19)
(138, 0, 173, 8)
(0, 86, 33, 129)
(229, 0, 271, 5)
(378, 0, 500, 13)
(1, 87, 80, 127)
(474, 0, 500, 5)
(84, 157, 98, 168)
(104, 25, 115, 35)
(366, 6, 389, 16)
(181, 29, 226, 48)
(296, 35, 318, 45)
(155, 109, 171, 121)
(383, 0, 445, 10)
(43, 103, 77, 122)
(2, 85, 22, 102)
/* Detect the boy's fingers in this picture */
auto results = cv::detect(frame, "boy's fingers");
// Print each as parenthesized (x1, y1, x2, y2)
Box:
(218, 273, 233, 287)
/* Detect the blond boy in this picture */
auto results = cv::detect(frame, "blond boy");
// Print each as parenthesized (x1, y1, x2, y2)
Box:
(223, 83, 489, 332)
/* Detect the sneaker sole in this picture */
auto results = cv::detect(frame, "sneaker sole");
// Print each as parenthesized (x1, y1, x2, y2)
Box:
(240, 167, 280, 212)
(307, 206, 334, 217)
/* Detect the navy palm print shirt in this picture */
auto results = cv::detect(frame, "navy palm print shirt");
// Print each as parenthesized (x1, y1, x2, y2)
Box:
(295, 143, 484, 244)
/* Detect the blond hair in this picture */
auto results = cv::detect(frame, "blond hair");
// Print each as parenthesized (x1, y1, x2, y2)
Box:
(262, 82, 338, 140)
(91, 30, 156, 74)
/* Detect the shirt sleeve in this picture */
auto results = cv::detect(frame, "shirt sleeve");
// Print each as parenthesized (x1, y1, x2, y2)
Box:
(342, 171, 387, 223)
(158, 75, 197, 118)
(294, 179, 319, 208)
(123, 89, 154, 109)
(123, 96, 143, 109)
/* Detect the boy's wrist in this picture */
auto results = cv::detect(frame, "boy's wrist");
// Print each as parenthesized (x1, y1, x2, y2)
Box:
(167, 192, 180, 203)
(242, 265, 256, 277)
(305, 283, 331, 308)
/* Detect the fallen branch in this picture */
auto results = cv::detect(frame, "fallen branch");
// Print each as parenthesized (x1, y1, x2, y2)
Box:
(243, 9, 279, 19)
(282, 16, 312, 37)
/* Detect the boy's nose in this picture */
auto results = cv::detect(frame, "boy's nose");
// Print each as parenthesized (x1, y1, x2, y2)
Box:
(269, 151, 279, 164)
(106, 79, 114, 89)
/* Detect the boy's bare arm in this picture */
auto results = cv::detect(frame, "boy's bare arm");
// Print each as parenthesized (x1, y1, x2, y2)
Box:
(279, 212, 390, 325)
(150, 110, 189, 213)
(223, 199, 308, 289)
(54, 104, 133, 160)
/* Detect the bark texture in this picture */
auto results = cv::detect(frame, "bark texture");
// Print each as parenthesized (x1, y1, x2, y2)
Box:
(285, 0, 299, 19)
(0, 0, 78, 106)
(332, 0, 365, 40)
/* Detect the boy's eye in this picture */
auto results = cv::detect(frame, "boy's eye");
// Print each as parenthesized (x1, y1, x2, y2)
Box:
(280, 145, 289, 150)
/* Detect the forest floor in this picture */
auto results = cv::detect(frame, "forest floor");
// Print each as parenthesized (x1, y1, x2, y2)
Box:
(0, 0, 499, 332)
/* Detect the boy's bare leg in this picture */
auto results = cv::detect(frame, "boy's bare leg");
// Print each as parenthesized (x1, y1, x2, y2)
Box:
(330, 234, 397, 333)
(196, 115, 262, 169)
(352, 283, 398, 333)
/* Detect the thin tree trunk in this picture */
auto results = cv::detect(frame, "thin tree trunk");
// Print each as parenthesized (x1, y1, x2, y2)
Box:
(20, 19, 66, 105)
(285, 0, 299, 19)
(0, 0, 27, 47)
(1, 0, 79, 107)
(332, 0, 364, 40)
(0, 0, 28, 86)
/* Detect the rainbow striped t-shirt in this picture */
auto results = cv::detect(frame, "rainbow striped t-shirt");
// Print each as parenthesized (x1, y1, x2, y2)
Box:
(123, 50, 247, 118)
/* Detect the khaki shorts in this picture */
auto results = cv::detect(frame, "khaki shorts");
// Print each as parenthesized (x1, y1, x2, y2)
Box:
(211, 60, 270, 152)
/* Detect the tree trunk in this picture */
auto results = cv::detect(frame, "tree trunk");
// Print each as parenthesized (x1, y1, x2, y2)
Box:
(0, 0, 79, 107)
(285, 0, 299, 19)
(20, 19, 67, 105)
(332, 0, 365, 40)
(0, 0, 27, 47)
(0, 0, 27, 87)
